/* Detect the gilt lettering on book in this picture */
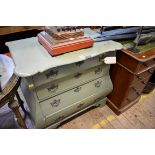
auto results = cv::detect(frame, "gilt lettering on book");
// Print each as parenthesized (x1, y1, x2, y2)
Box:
(37, 26, 94, 56)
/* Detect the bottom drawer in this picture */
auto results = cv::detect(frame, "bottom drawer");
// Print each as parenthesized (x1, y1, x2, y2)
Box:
(40, 76, 112, 127)
(45, 94, 107, 128)
(47, 96, 107, 128)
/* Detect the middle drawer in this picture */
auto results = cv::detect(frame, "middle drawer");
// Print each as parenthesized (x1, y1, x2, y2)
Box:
(36, 64, 109, 101)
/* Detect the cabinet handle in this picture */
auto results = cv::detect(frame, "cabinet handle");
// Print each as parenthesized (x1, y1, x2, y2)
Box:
(74, 72, 82, 78)
(148, 70, 153, 74)
(50, 99, 61, 107)
(142, 81, 147, 85)
(94, 81, 102, 88)
(74, 87, 81, 92)
(136, 75, 147, 85)
(45, 70, 58, 79)
(94, 67, 102, 75)
(47, 84, 58, 92)
(137, 75, 143, 81)
(131, 87, 140, 95)
(131, 86, 137, 91)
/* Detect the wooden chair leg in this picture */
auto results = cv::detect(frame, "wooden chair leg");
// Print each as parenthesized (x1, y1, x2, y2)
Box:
(8, 100, 27, 129)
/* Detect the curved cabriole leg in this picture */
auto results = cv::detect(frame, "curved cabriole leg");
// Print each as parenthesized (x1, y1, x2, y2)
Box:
(8, 100, 27, 129)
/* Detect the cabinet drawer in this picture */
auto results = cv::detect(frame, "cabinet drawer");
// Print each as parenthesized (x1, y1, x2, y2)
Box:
(36, 64, 109, 101)
(40, 76, 112, 125)
(33, 55, 104, 87)
(131, 68, 154, 87)
(46, 96, 107, 128)
(137, 58, 155, 73)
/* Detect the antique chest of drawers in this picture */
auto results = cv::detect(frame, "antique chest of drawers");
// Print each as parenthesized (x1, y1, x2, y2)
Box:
(107, 48, 155, 115)
(6, 37, 122, 128)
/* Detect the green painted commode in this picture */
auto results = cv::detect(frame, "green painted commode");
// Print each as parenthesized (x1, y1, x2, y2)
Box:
(6, 37, 123, 128)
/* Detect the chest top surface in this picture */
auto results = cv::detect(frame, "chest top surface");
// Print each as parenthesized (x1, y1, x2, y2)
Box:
(6, 37, 122, 77)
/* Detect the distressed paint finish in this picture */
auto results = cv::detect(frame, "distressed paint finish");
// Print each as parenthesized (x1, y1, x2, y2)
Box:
(7, 38, 122, 128)
(6, 37, 122, 77)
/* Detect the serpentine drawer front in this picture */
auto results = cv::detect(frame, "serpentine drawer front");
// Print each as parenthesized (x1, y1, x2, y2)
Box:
(33, 55, 104, 87)
(36, 64, 109, 101)
(46, 96, 107, 128)
(40, 76, 112, 127)
(6, 37, 123, 128)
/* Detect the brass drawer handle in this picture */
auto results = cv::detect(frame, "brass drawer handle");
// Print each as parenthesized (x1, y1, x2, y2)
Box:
(50, 99, 61, 107)
(131, 87, 137, 91)
(45, 70, 58, 79)
(75, 61, 84, 67)
(94, 67, 102, 75)
(148, 70, 153, 74)
(74, 72, 82, 78)
(95, 81, 102, 88)
(137, 75, 143, 81)
(142, 81, 147, 85)
(136, 75, 147, 85)
(131, 87, 141, 95)
(74, 87, 81, 92)
(47, 84, 58, 92)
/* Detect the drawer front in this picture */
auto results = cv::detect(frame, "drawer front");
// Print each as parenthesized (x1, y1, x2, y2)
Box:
(40, 76, 112, 125)
(132, 68, 154, 88)
(45, 94, 98, 127)
(137, 58, 155, 73)
(121, 68, 154, 108)
(46, 96, 107, 128)
(36, 64, 110, 101)
(33, 55, 104, 87)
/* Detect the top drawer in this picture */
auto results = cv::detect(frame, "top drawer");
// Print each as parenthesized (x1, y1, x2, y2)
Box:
(32, 55, 104, 87)
(137, 58, 155, 73)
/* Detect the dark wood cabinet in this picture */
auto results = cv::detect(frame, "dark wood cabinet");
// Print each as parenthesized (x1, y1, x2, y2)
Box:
(107, 48, 155, 115)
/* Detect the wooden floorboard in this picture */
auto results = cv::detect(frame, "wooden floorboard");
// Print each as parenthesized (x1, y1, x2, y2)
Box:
(59, 89, 155, 129)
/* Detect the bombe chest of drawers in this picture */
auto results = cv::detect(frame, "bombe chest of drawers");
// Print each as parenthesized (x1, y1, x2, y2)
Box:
(6, 37, 122, 128)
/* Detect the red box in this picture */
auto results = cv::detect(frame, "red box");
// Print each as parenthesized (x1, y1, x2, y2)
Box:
(37, 31, 94, 56)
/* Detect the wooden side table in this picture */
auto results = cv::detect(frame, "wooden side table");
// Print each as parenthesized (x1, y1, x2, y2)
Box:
(107, 48, 155, 115)
(0, 54, 27, 128)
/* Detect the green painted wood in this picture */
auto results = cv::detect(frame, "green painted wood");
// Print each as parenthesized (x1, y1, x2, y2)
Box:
(32, 55, 104, 87)
(36, 64, 110, 101)
(40, 76, 112, 127)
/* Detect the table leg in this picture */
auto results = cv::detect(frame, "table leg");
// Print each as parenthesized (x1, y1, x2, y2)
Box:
(8, 100, 27, 129)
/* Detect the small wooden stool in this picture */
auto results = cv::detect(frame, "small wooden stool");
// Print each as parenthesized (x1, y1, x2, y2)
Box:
(0, 54, 27, 128)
